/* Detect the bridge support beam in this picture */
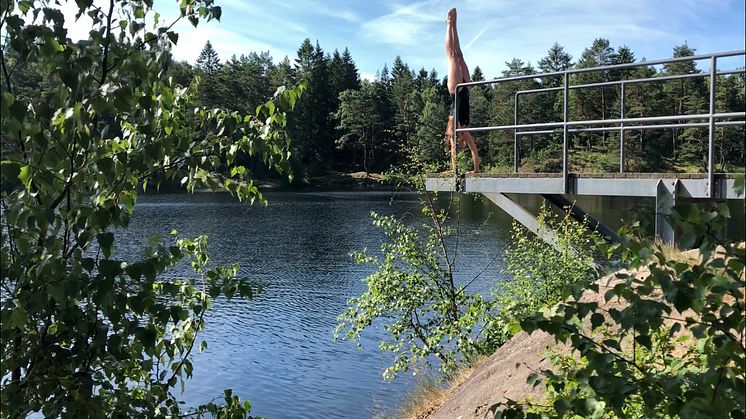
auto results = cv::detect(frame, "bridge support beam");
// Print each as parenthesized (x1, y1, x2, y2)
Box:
(542, 194, 620, 242)
(655, 179, 679, 246)
(482, 193, 561, 251)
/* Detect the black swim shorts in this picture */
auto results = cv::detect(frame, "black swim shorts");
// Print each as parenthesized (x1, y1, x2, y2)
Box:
(451, 87, 470, 127)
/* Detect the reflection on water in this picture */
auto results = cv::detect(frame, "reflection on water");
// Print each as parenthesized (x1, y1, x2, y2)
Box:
(115, 190, 743, 418)
(116, 191, 513, 419)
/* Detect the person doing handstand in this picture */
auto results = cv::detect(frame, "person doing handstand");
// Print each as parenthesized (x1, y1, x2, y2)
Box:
(445, 7, 479, 173)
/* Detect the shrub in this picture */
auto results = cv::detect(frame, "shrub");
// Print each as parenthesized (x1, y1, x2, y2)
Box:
(493, 177, 746, 418)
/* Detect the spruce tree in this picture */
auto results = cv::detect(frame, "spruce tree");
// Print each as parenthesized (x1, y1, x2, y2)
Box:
(195, 40, 222, 74)
(538, 42, 573, 87)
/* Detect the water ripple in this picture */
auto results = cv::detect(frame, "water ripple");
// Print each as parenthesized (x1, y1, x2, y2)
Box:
(114, 191, 513, 418)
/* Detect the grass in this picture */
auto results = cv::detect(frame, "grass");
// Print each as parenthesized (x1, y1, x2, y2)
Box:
(655, 240, 703, 265)
(376, 356, 488, 419)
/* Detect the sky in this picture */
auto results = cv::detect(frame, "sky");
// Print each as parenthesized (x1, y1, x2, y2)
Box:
(60, 0, 746, 80)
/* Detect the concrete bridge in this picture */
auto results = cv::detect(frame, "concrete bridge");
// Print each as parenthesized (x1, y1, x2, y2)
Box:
(427, 50, 745, 246)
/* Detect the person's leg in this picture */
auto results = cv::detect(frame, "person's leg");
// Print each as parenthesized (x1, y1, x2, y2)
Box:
(445, 8, 464, 95)
(461, 131, 479, 173)
(445, 116, 479, 173)
(445, 116, 457, 172)
(451, 10, 471, 85)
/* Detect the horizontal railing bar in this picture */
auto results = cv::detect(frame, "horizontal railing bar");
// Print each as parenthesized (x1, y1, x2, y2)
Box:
(517, 86, 563, 95)
(515, 69, 745, 97)
(458, 50, 745, 89)
(566, 112, 745, 127)
(578, 123, 710, 132)
(713, 120, 746, 127)
(458, 122, 564, 133)
(514, 120, 744, 136)
(458, 112, 746, 134)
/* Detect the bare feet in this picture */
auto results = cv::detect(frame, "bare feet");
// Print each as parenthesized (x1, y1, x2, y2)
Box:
(446, 8, 456, 24)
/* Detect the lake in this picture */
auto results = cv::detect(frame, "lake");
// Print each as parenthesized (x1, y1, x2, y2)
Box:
(116, 191, 514, 418)
(116, 190, 743, 418)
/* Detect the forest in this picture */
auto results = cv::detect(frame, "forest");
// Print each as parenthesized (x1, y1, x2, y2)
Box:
(171, 38, 745, 179)
(8, 36, 744, 182)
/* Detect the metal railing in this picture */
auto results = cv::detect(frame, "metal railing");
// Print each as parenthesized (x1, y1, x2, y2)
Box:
(451, 50, 746, 198)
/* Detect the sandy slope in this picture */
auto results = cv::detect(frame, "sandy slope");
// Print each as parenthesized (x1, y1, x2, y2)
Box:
(428, 273, 637, 419)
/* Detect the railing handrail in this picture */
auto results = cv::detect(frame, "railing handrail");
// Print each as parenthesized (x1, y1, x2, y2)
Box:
(450, 50, 746, 199)
(514, 68, 745, 96)
(457, 49, 745, 88)
(457, 112, 746, 133)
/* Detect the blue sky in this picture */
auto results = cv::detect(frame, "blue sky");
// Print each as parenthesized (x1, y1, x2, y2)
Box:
(66, 0, 746, 80)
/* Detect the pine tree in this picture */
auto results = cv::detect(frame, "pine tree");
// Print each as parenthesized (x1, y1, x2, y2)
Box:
(472, 66, 485, 82)
(539, 42, 573, 88)
(502, 58, 535, 77)
(715, 73, 746, 170)
(269, 56, 296, 88)
(195, 40, 221, 74)
(335, 82, 387, 174)
(571, 38, 617, 151)
(663, 43, 707, 166)
(340, 48, 361, 91)
(539, 42, 573, 73)
(391, 56, 419, 156)
(624, 62, 665, 170)
(415, 84, 449, 164)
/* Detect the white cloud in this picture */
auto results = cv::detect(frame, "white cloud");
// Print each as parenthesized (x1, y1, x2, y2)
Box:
(360, 0, 441, 46)
(464, 20, 495, 50)
(170, 20, 284, 63)
(268, 0, 360, 23)
(360, 72, 377, 82)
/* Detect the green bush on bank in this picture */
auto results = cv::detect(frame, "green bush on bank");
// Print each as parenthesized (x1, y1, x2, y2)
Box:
(486, 205, 604, 349)
(336, 196, 604, 381)
(493, 177, 746, 418)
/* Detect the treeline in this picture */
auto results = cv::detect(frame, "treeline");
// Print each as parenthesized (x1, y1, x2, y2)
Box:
(11, 36, 741, 180)
(169, 38, 744, 178)
(167, 38, 453, 179)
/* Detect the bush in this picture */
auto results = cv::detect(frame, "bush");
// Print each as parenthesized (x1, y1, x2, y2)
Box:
(336, 199, 605, 381)
(493, 177, 746, 418)
(334, 198, 493, 379)
(498, 205, 604, 325)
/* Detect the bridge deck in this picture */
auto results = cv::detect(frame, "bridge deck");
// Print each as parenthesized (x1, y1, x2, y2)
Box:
(426, 173, 741, 199)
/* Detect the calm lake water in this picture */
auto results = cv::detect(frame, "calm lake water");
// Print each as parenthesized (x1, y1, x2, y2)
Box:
(116, 191, 744, 418)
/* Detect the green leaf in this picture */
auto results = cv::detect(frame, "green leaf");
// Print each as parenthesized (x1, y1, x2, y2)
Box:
(0, 161, 21, 181)
(99, 259, 123, 278)
(1, 91, 14, 111)
(634, 334, 652, 350)
(9, 307, 28, 328)
(97, 232, 115, 258)
(590, 313, 604, 330)
(166, 31, 178, 44)
(18, 165, 32, 190)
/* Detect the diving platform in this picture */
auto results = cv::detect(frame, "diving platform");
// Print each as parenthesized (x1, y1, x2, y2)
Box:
(427, 172, 742, 200)
(427, 172, 742, 246)
(431, 49, 745, 247)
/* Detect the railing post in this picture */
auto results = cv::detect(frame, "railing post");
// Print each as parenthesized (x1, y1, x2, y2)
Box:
(563, 72, 569, 193)
(453, 85, 459, 177)
(708, 56, 717, 198)
(514, 93, 519, 173)
(619, 82, 624, 173)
